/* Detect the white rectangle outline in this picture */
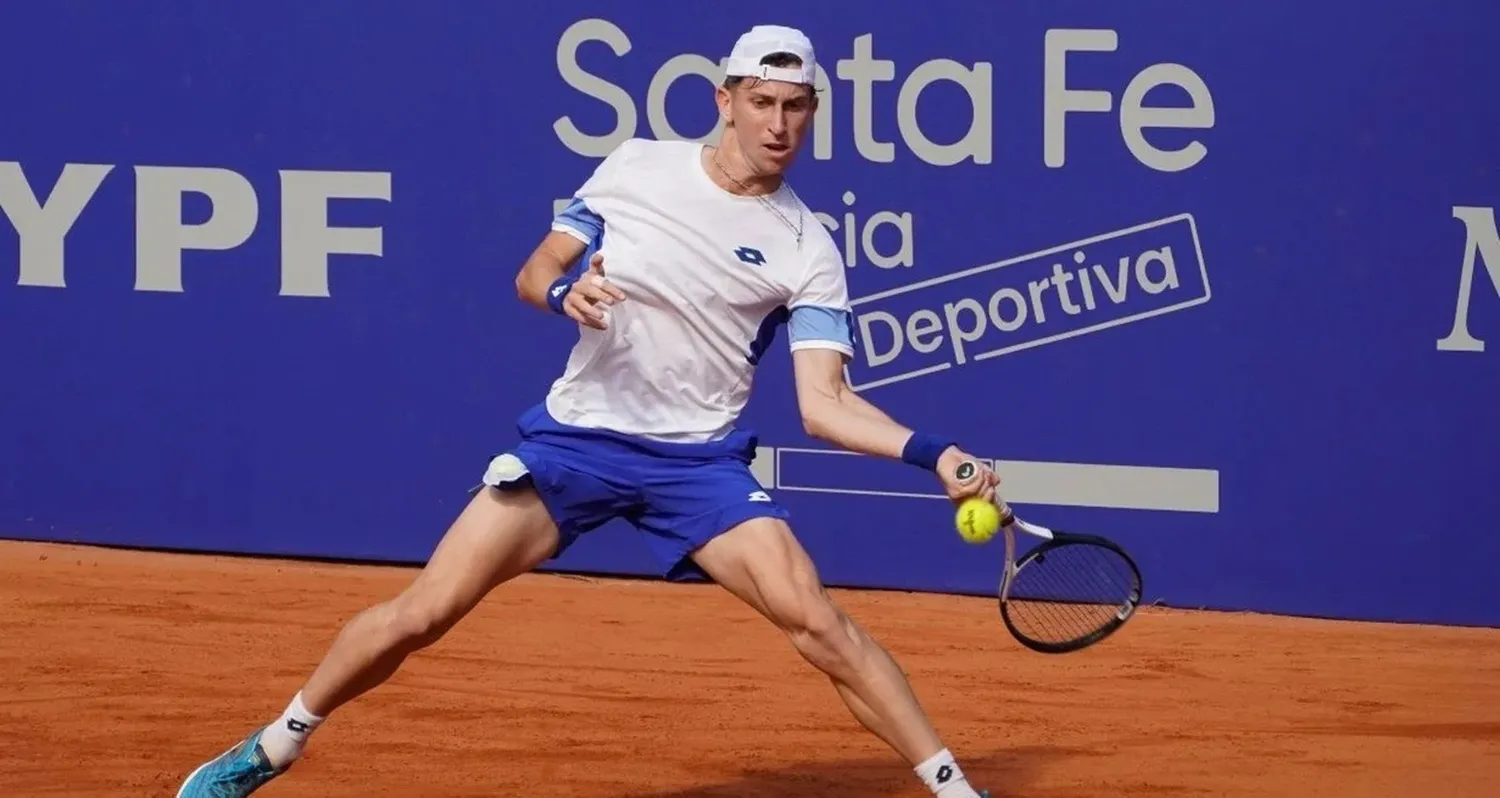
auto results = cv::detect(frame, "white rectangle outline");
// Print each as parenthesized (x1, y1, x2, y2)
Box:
(757, 446, 1220, 514)
(844, 213, 1212, 391)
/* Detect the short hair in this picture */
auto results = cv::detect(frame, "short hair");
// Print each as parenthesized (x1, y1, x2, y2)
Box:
(722, 52, 816, 98)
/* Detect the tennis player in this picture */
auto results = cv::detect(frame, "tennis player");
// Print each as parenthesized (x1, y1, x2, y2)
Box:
(177, 24, 1000, 798)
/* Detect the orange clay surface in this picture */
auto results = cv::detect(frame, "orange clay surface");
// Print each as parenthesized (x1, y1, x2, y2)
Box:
(3, 539, 1498, 797)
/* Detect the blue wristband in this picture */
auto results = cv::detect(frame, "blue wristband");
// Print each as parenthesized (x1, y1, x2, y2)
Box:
(545, 273, 574, 315)
(901, 432, 956, 472)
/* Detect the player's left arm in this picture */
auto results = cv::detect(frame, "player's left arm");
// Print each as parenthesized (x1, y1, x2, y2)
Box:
(790, 346, 929, 460)
(785, 238, 997, 501)
(790, 347, 995, 502)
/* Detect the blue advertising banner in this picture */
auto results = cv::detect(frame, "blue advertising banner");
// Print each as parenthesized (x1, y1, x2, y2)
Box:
(2, 2, 1496, 626)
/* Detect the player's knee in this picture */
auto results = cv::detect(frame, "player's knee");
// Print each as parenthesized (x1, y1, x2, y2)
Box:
(379, 594, 461, 653)
(780, 592, 863, 676)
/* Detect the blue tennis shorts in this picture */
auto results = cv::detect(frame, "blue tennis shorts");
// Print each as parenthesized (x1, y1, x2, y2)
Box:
(480, 403, 790, 580)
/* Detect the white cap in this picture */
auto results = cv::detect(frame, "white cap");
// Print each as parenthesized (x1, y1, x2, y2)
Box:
(725, 25, 817, 86)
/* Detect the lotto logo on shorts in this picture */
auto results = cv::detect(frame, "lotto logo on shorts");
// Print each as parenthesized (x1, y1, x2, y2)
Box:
(845, 214, 1211, 390)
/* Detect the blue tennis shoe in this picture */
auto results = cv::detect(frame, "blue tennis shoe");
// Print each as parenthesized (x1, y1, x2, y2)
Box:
(176, 727, 286, 797)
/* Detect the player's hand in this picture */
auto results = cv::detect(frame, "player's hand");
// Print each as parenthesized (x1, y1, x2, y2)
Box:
(937, 447, 1000, 505)
(563, 252, 627, 330)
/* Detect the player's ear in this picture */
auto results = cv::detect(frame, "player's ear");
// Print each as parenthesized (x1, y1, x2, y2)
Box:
(715, 85, 733, 125)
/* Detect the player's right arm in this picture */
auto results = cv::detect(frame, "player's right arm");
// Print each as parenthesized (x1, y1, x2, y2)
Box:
(514, 230, 585, 309)
(514, 141, 639, 329)
(514, 233, 623, 330)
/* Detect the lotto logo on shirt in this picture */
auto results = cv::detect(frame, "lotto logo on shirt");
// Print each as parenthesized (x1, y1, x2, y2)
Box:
(845, 214, 1211, 391)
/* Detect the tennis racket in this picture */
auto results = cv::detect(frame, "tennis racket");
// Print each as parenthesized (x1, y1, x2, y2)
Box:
(955, 460, 1143, 654)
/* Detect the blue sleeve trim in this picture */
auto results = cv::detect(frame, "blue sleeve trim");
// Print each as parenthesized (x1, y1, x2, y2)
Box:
(788, 305, 855, 352)
(552, 196, 604, 244)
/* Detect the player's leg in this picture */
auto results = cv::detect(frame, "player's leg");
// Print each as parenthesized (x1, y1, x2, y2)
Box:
(636, 453, 986, 798)
(295, 483, 560, 721)
(177, 407, 645, 798)
(176, 484, 560, 798)
(175, 483, 561, 792)
(688, 518, 984, 797)
(693, 516, 939, 752)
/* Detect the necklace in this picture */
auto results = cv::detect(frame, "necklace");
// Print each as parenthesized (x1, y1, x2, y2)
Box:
(710, 146, 805, 247)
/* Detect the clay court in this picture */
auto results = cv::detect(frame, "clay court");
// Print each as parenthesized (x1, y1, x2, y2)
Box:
(3, 539, 1497, 797)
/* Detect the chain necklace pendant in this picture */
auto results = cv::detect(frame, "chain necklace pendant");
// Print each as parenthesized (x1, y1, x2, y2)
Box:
(712, 147, 805, 247)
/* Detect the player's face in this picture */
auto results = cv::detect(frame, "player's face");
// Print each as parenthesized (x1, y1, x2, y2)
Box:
(722, 80, 817, 174)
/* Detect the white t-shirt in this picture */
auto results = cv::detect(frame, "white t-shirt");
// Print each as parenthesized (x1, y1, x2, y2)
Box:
(545, 138, 854, 443)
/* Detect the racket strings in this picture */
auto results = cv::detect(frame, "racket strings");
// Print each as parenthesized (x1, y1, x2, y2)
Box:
(1011, 574, 1117, 642)
(1009, 562, 1111, 639)
(1005, 543, 1138, 645)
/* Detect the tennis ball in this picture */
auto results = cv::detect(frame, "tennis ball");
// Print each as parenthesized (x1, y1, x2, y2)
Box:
(955, 498, 1000, 544)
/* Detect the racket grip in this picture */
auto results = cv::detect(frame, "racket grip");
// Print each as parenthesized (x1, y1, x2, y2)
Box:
(956, 459, 1016, 525)
(996, 500, 1016, 527)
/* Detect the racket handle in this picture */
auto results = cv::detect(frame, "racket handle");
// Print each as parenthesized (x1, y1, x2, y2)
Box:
(996, 501, 1016, 527)
(955, 459, 1016, 525)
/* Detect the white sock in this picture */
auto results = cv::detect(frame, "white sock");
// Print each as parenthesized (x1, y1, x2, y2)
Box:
(258, 692, 326, 769)
(915, 748, 982, 797)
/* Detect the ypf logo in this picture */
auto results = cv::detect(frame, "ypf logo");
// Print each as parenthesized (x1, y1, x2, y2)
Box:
(0, 161, 391, 297)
